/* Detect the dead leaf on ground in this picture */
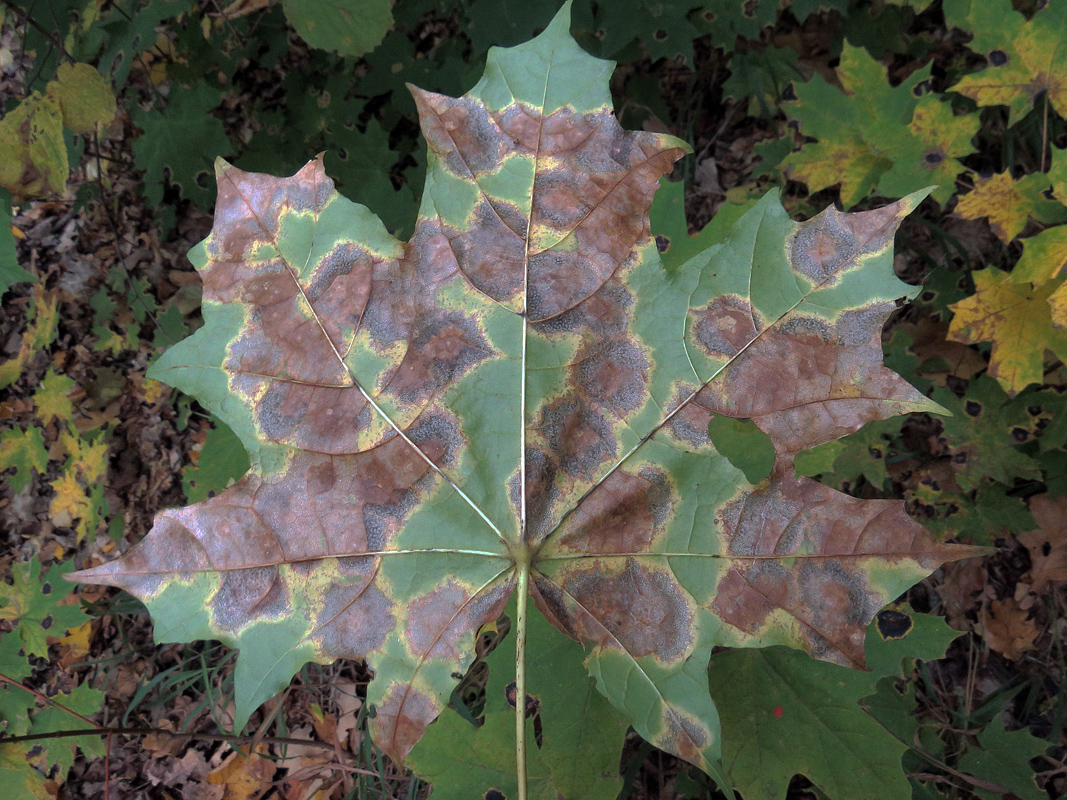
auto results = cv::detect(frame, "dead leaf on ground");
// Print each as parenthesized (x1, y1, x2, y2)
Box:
(1018, 494, 1067, 592)
(980, 597, 1039, 661)
(208, 744, 276, 800)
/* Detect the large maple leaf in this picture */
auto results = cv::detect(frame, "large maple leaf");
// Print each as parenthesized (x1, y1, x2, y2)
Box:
(70, 3, 979, 787)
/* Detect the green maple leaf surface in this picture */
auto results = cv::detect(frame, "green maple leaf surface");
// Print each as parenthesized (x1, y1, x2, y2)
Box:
(709, 606, 960, 800)
(71, 3, 979, 779)
(409, 598, 628, 799)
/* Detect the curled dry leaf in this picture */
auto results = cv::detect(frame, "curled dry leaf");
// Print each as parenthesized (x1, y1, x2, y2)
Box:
(70, 3, 981, 779)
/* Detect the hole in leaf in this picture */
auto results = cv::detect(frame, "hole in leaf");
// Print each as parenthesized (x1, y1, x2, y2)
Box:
(988, 49, 1009, 66)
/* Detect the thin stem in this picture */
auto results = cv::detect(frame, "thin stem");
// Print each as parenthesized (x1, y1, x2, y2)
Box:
(514, 562, 531, 800)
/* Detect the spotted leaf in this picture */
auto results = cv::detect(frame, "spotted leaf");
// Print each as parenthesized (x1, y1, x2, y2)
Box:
(69, 2, 981, 787)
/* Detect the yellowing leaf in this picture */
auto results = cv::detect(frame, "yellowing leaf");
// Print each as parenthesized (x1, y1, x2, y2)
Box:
(45, 62, 117, 135)
(0, 93, 67, 201)
(783, 45, 976, 208)
(33, 369, 76, 424)
(785, 134, 888, 209)
(1011, 225, 1067, 284)
(946, 0, 1067, 125)
(954, 172, 1052, 243)
(0, 558, 90, 658)
(59, 432, 108, 483)
(50, 470, 94, 535)
(208, 744, 276, 800)
(0, 288, 61, 389)
(0, 426, 47, 494)
(1049, 280, 1067, 328)
(948, 267, 1067, 395)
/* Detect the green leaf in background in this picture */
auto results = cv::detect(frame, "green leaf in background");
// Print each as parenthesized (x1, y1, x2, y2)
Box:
(709, 606, 960, 800)
(0, 189, 30, 297)
(0, 427, 48, 495)
(81, 0, 194, 87)
(783, 45, 978, 207)
(0, 559, 90, 659)
(958, 716, 1050, 800)
(648, 179, 757, 274)
(910, 481, 1037, 546)
(944, 0, 1067, 126)
(132, 84, 233, 208)
(0, 633, 34, 736)
(409, 600, 628, 799)
(932, 377, 1042, 492)
(28, 682, 107, 776)
(281, 0, 393, 57)
(181, 417, 252, 504)
(794, 416, 902, 490)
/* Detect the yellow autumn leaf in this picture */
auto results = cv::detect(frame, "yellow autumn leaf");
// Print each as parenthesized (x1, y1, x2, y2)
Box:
(34, 369, 76, 424)
(0, 288, 60, 389)
(948, 267, 1067, 395)
(59, 432, 108, 483)
(50, 470, 93, 532)
(1011, 225, 1067, 284)
(45, 62, 117, 135)
(954, 171, 1050, 243)
(1050, 281, 1067, 329)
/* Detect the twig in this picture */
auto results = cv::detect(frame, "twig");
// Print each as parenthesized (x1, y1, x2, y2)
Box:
(0, 725, 337, 752)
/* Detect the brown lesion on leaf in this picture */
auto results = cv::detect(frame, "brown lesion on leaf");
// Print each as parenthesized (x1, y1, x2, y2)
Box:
(539, 398, 616, 479)
(536, 559, 695, 664)
(373, 683, 439, 765)
(210, 566, 291, 633)
(574, 339, 650, 414)
(551, 467, 672, 555)
(414, 87, 684, 320)
(209, 158, 334, 264)
(527, 113, 684, 321)
(386, 311, 493, 404)
(710, 473, 945, 667)
(789, 200, 906, 284)
(693, 296, 761, 359)
(314, 578, 395, 659)
(691, 300, 924, 455)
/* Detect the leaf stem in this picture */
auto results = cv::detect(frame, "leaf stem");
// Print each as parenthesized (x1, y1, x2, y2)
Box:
(514, 560, 531, 800)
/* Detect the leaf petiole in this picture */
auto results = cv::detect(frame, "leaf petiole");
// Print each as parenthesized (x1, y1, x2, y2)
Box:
(514, 560, 531, 800)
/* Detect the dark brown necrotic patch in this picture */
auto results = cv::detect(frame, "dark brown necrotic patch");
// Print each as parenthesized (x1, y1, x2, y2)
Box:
(532, 279, 635, 341)
(565, 560, 693, 661)
(559, 467, 672, 554)
(443, 201, 526, 302)
(694, 297, 760, 358)
(575, 339, 649, 413)
(316, 581, 393, 658)
(540, 399, 616, 478)
(790, 210, 856, 283)
(211, 567, 289, 632)
(388, 311, 492, 403)
(523, 447, 560, 543)
(406, 412, 462, 467)
(834, 304, 891, 347)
